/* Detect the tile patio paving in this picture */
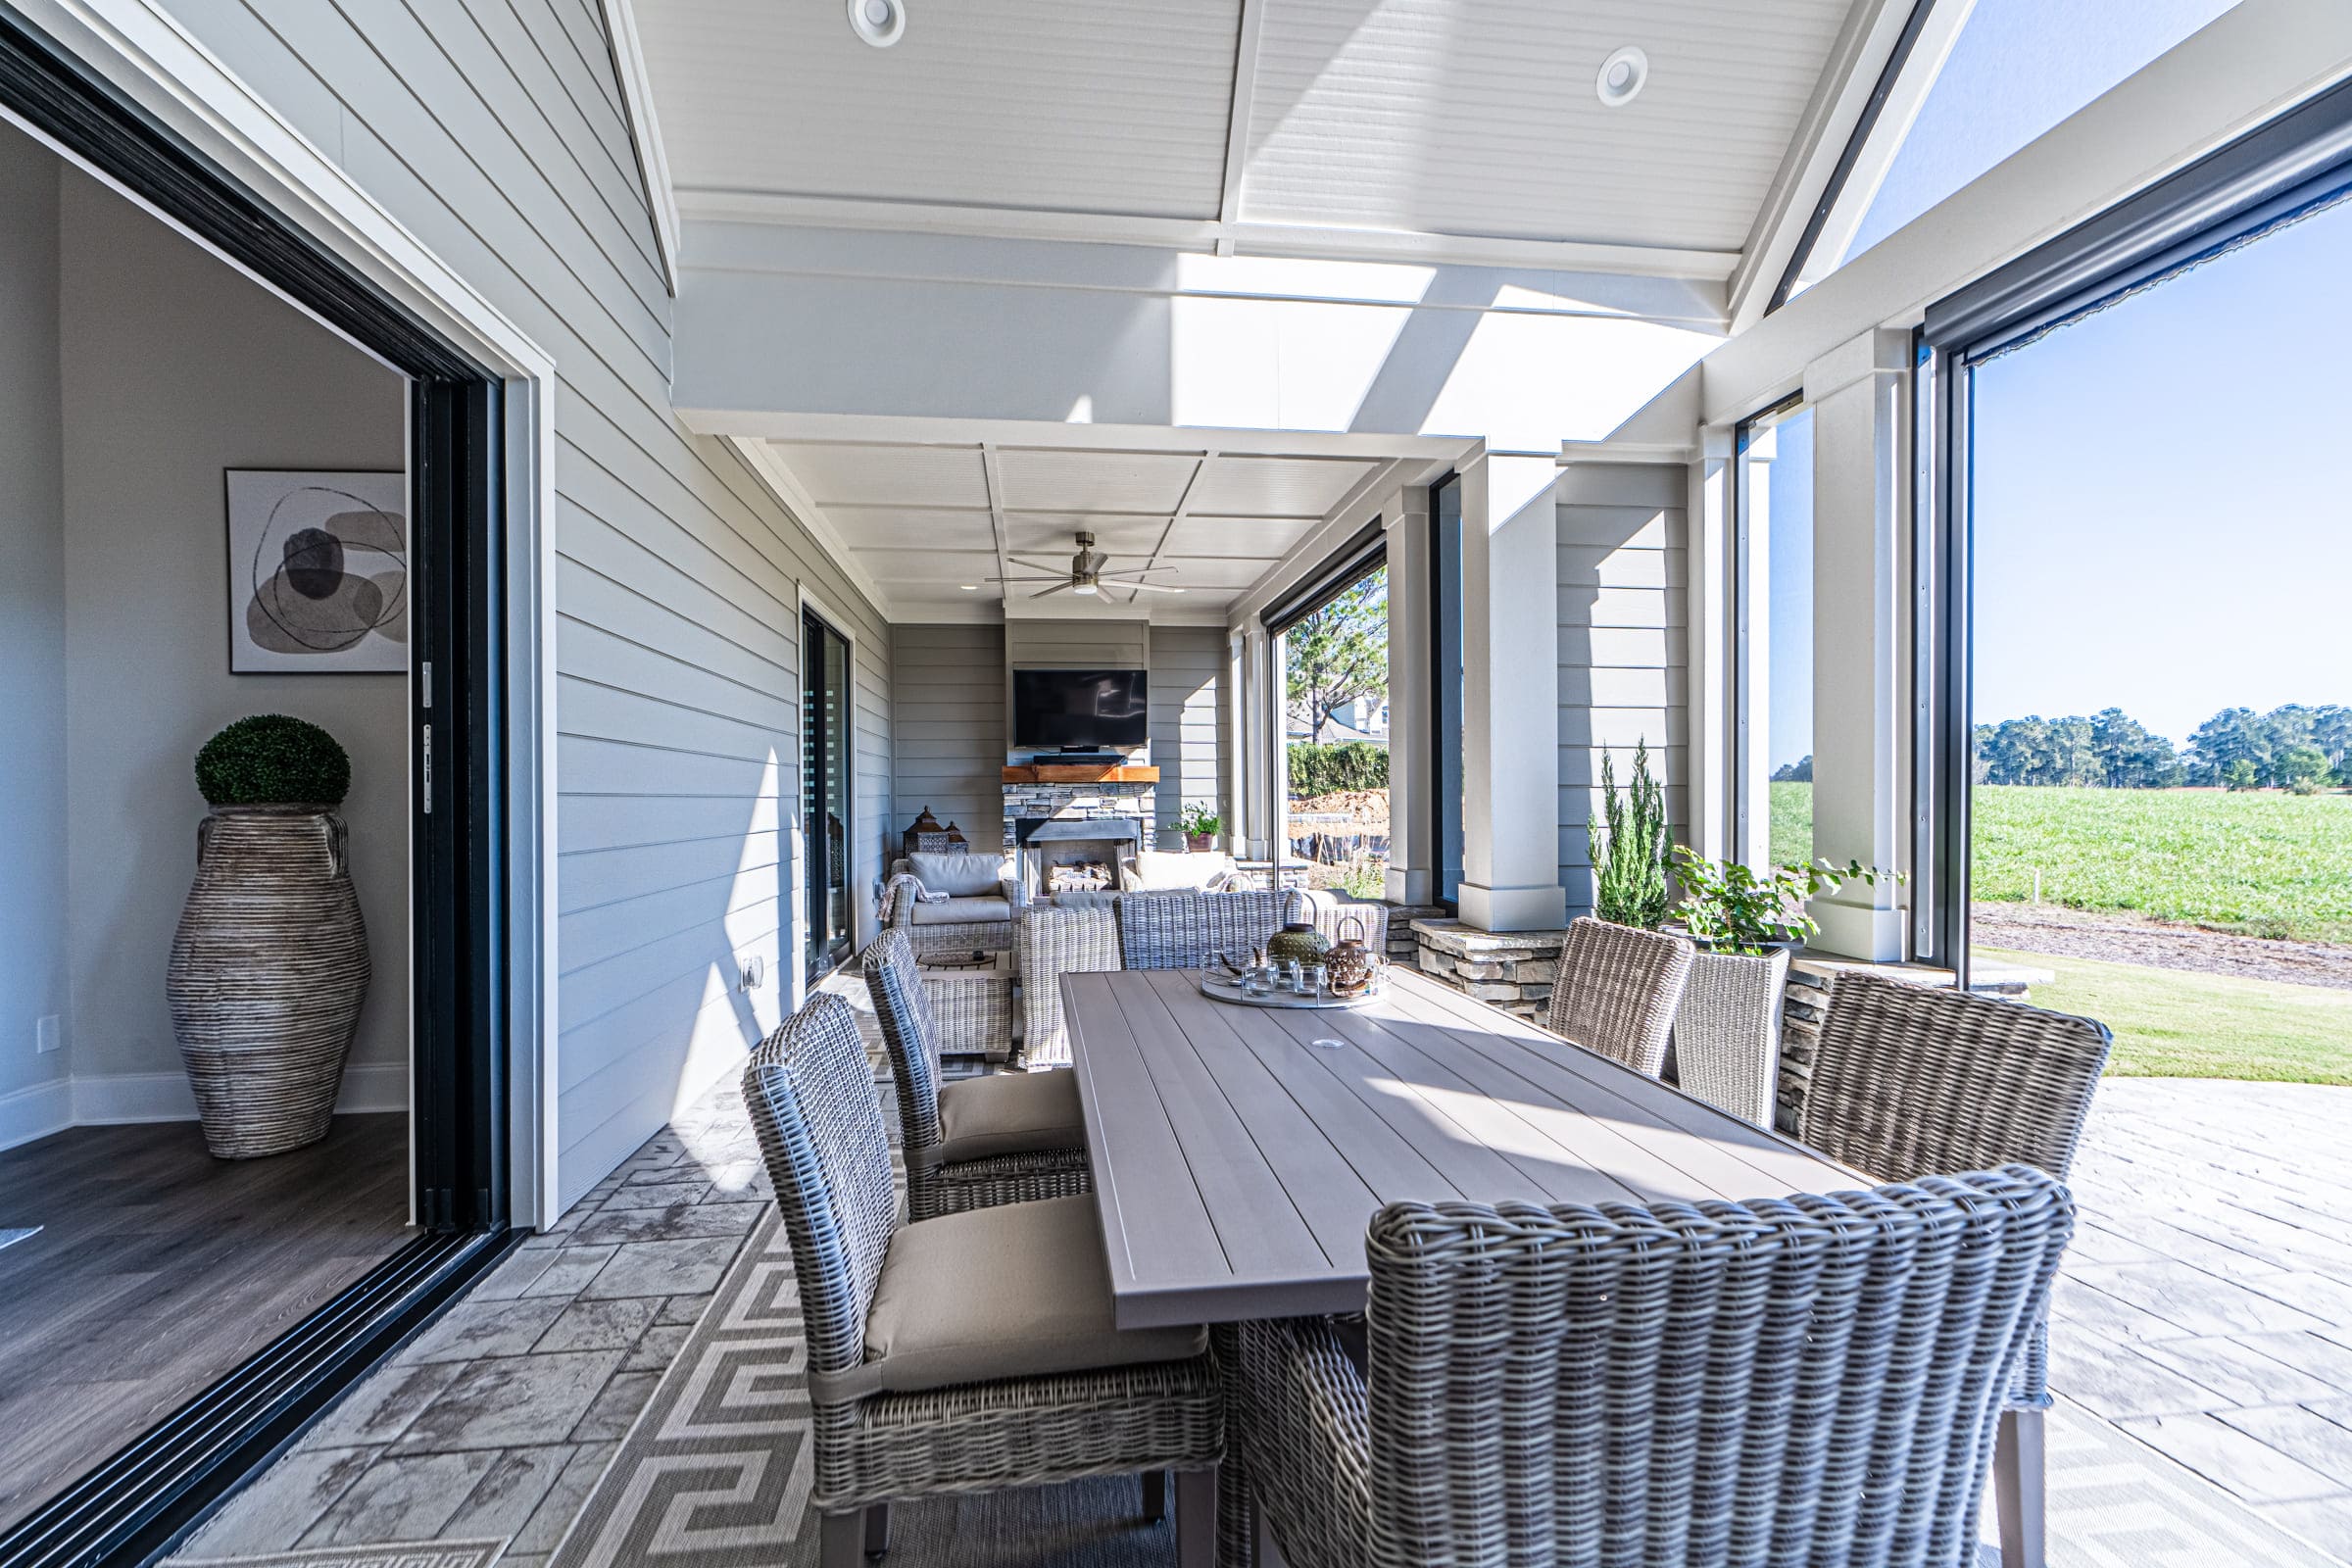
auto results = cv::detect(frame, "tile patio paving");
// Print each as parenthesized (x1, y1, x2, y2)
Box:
(171, 980, 2352, 1565)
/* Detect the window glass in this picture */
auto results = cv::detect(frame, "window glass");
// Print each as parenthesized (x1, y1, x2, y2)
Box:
(1737, 407, 1816, 867)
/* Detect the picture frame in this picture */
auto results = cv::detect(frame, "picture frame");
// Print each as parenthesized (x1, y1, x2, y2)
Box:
(225, 468, 408, 674)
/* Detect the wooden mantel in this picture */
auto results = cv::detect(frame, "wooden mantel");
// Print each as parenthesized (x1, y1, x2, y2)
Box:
(1002, 764, 1160, 784)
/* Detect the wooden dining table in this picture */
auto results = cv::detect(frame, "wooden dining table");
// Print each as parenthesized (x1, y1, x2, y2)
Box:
(1061, 965, 1858, 1330)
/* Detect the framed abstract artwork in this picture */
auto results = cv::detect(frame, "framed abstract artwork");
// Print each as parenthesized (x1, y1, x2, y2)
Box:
(225, 469, 408, 673)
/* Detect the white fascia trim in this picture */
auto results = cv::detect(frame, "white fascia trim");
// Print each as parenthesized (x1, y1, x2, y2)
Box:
(15, 0, 564, 1227)
(1699, 0, 2352, 426)
(598, 0, 682, 297)
(670, 189, 1741, 283)
(730, 437, 895, 621)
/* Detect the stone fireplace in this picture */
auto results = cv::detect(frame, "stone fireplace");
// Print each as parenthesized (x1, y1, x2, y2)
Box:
(1004, 778, 1153, 896)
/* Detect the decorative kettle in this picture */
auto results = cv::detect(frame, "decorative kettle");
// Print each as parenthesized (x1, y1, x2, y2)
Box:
(1325, 914, 1383, 997)
(1265, 919, 1332, 967)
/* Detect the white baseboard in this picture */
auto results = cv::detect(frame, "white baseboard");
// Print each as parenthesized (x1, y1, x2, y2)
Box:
(0, 1062, 408, 1152)
(0, 1078, 74, 1152)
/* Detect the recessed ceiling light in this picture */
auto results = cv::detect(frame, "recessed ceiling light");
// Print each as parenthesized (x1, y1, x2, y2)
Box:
(1596, 45, 1647, 108)
(848, 0, 905, 49)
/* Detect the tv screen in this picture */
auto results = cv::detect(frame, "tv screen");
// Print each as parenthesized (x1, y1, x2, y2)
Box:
(1013, 668, 1149, 751)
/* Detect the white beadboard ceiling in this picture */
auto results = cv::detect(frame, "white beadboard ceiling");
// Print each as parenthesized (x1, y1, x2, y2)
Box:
(762, 436, 1414, 616)
(631, 0, 1879, 274)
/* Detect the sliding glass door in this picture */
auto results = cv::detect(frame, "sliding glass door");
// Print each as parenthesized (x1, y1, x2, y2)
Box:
(802, 609, 853, 980)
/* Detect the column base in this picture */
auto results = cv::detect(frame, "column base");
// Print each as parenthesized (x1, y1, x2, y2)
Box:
(1806, 898, 1906, 962)
(1383, 865, 1432, 905)
(1456, 880, 1566, 934)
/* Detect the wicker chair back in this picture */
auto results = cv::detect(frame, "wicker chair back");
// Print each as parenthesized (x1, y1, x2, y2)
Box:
(743, 992, 899, 1394)
(1543, 916, 1696, 1077)
(1116, 887, 1299, 970)
(1356, 1168, 2075, 1568)
(863, 930, 943, 1156)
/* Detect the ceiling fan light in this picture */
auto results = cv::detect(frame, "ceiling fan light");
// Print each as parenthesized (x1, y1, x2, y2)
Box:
(1073, 583, 1098, 596)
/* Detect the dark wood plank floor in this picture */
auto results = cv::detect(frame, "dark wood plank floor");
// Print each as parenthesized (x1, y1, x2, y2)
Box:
(0, 1114, 412, 1533)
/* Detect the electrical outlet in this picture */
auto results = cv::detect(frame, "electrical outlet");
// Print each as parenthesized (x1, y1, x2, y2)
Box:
(738, 955, 765, 992)
(35, 1015, 61, 1054)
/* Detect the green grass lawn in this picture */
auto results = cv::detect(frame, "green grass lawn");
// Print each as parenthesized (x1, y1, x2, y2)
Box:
(1978, 946, 2352, 1085)
(1770, 781, 2352, 941)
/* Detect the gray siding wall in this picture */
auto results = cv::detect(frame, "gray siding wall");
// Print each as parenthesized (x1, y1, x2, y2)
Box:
(154, 0, 892, 1208)
(1004, 619, 1150, 762)
(893, 623, 1005, 854)
(1557, 466, 1689, 917)
(1149, 625, 1224, 843)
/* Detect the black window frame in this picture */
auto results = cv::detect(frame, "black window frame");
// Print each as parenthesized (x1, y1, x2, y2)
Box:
(1427, 472, 1464, 908)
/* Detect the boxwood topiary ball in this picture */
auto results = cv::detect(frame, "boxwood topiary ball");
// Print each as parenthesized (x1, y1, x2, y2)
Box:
(195, 714, 352, 808)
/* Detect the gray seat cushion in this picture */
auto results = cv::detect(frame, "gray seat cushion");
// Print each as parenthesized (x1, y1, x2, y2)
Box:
(862, 1195, 1204, 1395)
(937, 1068, 1085, 1164)
(910, 896, 1012, 926)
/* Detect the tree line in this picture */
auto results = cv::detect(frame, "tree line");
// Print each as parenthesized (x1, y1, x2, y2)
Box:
(1973, 705, 2351, 791)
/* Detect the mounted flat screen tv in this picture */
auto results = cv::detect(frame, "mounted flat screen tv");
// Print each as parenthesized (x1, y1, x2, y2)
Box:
(1013, 668, 1149, 752)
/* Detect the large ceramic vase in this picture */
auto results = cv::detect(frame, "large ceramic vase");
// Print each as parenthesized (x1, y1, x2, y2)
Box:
(1669, 942, 1794, 1129)
(168, 805, 369, 1158)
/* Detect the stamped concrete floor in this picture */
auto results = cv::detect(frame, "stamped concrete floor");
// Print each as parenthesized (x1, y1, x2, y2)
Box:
(2047, 1077, 2352, 1561)
(172, 992, 2351, 1567)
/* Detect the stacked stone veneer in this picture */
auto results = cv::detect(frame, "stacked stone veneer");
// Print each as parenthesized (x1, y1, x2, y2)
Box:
(1001, 781, 1154, 849)
(1410, 922, 2039, 1134)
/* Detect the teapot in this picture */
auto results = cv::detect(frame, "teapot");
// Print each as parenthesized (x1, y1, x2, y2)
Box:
(1325, 914, 1383, 997)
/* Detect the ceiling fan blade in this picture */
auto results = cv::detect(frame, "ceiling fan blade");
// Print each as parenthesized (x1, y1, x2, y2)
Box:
(1029, 582, 1071, 599)
(1124, 581, 1187, 594)
(1099, 565, 1176, 577)
(1004, 556, 1063, 571)
(986, 574, 1063, 583)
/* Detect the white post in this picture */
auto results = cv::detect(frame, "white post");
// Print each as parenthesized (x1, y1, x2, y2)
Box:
(1382, 487, 1432, 906)
(1457, 453, 1567, 933)
(1235, 623, 1274, 859)
(1804, 328, 1910, 960)
(1687, 429, 1737, 865)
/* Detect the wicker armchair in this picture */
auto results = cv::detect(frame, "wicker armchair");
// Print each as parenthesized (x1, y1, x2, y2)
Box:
(1016, 905, 1122, 1069)
(1542, 916, 1696, 1077)
(1222, 1166, 2075, 1568)
(744, 993, 1224, 1567)
(863, 930, 1091, 1222)
(881, 857, 1024, 957)
(1799, 970, 2113, 1568)
(1115, 888, 1298, 971)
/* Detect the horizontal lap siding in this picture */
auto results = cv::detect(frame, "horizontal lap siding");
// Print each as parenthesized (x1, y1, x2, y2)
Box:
(1150, 626, 1223, 842)
(1558, 490, 1689, 916)
(164, 0, 890, 1210)
(893, 624, 1006, 854)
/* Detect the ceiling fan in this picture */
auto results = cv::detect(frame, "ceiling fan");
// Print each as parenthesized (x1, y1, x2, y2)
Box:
(989, 531, 1185, 599)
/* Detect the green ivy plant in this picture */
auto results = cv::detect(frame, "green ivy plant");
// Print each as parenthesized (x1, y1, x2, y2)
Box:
(195, 714, 351, 808)
(1589, 739, 1670, 929)
(1671, 845, 1902, 956)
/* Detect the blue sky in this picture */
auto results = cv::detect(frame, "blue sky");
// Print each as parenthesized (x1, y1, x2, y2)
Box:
(1766, 0, 2349, 757)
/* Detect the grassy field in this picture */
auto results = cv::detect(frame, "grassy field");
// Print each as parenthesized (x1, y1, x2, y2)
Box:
(1769, 782, 2352, 942)
(1979, 946, 2352, 1085)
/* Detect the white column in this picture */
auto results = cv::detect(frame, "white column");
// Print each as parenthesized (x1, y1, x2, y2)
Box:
(1457, 453, 1567, 932)
(1234, 622, 1274, 859)
(1804, 328, 1911, 960)
(1382, 487, 1433, 905)
(1686, 430, 1737, 864)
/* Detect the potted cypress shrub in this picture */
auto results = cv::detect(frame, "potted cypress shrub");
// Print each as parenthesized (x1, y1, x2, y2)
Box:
(1667, 848, 1897, 1127)
(1587, 740, 1670, 928)
(167, 715, 369, 1158)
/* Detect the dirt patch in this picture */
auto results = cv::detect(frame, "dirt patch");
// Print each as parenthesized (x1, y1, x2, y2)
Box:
(1288, 789, 1389, 832)
(1973, 902, 2352, 993)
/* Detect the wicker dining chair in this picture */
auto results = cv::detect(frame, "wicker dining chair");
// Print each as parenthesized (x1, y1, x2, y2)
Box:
(1542, 916, 1696, 1077)
(745, 992, 1224, 1567)
(1797, 970, 2113, 1568)
(1016, 905, 1122, 1069)
(1220, 1166, 2075, 1568)
(863, 930, 1092, 1222)
(1115, 888, 1297, 970)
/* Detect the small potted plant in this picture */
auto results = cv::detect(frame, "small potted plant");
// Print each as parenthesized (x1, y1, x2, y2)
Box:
(1588, 740, 1669, 929)
(166, 715, 369, 1159)
(1666, 847, 1899, 1126)
(1179, 802, 1223, 854)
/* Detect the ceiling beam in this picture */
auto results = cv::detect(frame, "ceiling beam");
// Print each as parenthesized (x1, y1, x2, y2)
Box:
(1126, 453, 1216, 604)
(1214, 0, 1267, 252)
(977, 443, 1017, 614)
(597, 0, 682, 296)
(673, 189, 1741, 284)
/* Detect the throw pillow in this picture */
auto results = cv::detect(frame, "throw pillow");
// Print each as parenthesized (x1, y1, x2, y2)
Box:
(907, 851, 1006, 898)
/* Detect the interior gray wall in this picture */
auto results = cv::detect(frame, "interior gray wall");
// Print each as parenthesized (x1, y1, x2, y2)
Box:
(0, 130, 67, 1114)
(892, 623, 1005, 854)
(1557, 465, 1690, 916)
(57, 165, 411, 1102)
(144, 0, 894, 1206)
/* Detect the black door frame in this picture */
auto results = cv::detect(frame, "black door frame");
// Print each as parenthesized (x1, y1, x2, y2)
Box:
(0, 8, 517, 1564)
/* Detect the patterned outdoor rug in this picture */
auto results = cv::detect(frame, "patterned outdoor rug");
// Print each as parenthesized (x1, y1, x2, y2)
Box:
(543, 1206, 1178, 1568)
(172, 1544, 504, 1568)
